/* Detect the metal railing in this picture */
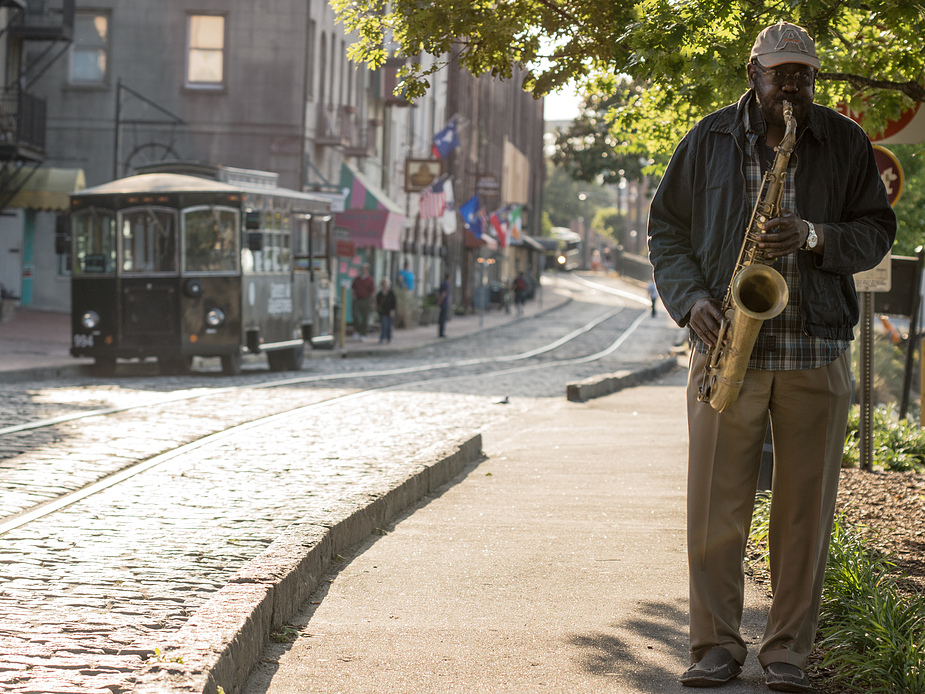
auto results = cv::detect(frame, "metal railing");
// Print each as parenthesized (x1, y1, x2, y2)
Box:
(316, 103, 374, 156)
(0, 90, 46, 153)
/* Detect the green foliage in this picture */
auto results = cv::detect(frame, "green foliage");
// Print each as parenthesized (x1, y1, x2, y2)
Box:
(541, 160, 612, 229)
(540, 210, 554, 236)
(593, 207, 626, 244)
(843, 405, 925, 472)
(270, 626, 300, 643)
(849, 325, 915, 410)
(749, 498, 925, 692)
(550, 85, 667, 185)
(334, 0, 925, 157)
(148, 647, 183, 664)
(749, 491, 772, 572)
(887, 145, 925, 257)
(817, 517, 925, 693)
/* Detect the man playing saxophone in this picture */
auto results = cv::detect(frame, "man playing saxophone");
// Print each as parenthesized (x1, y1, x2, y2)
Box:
(648, 22, 895, 692)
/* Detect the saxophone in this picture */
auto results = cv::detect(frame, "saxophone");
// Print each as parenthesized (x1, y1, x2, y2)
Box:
(697, 100, 796, 412)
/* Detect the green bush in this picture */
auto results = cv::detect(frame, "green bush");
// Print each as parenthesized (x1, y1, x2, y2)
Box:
(843, 405, 925, 472)
(817, 517, 925, 693)
(749, 497, 925, 693)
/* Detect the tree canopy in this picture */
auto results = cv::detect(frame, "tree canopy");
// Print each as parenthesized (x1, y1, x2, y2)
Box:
(333, 0, 925, 153)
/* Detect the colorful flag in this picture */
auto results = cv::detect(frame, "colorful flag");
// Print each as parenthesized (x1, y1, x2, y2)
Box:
(432, 120, 460, 159)
(509, 204, 523, 244)
(460, 194, 482, 238)
(418, 177, 446, 219)
(489, 209, 508, 248)
(441, 177, 457, 234)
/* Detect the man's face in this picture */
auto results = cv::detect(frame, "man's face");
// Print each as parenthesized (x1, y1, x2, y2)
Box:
(748, 61, 816, 128)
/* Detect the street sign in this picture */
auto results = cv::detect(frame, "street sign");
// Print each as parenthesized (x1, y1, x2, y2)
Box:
(838, 101, 925, 144)
(855, 252, 891, 293)
(404, 159, 444, 192)
(872, 145, 904, 207)
(335, 239, 356, 258)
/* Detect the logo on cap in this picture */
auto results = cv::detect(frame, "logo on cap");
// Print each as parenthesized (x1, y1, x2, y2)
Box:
(776, 27, 809, 54)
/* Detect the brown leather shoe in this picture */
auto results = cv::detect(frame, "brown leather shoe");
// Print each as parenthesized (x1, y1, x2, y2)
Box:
(764, 662, 813, 692)
(679, 646, 742, 687)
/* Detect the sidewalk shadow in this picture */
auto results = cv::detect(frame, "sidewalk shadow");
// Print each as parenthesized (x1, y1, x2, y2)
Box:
(567, 599, 768, 692)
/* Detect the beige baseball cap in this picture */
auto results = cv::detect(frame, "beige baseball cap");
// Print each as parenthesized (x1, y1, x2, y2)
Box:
(750, 22, 820, 70)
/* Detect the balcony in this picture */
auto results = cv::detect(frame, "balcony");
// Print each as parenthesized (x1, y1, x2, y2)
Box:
(8, 0, 74, 41)
(316, 103, 349, 148)
(342, 117, 377, 158)
(0, 89, 46, 161)
(316, 104, 376, 158)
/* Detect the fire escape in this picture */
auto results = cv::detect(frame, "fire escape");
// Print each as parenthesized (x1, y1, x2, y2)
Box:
(0, 0, 74, 209)
(316, 102, 378, 159)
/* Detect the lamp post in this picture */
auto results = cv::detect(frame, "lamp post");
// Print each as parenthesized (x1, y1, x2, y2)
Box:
(577, 191, 591, 270)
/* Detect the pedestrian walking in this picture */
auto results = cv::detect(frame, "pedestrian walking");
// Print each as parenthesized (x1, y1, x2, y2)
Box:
(351, 263, 375, 341)
(376, 278, 397, 344)
(437, 273, 451, 338)
(513, 272, 528, 315)
(648, 21, 895, 692)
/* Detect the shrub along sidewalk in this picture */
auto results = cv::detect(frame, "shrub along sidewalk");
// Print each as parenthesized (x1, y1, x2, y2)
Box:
(749, 492, 925, 693)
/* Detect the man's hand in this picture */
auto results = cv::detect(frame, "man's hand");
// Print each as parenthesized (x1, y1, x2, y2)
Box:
(758, 208, 812, 257)
(689, 298, 724, 347)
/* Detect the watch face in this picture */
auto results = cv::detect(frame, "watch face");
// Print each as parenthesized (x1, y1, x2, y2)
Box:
(807, 231, 818, 249)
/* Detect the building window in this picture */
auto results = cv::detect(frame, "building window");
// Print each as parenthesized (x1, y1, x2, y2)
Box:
(69, 12, 109, 85)
(186, 14, 226, 88)
(305, 20, 315, 101)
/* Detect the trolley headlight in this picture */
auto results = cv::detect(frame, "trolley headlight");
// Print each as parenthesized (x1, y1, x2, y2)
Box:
(205, 307, 225, 328)
(81, 310, 100, 330)
(557, 255, 566, 265)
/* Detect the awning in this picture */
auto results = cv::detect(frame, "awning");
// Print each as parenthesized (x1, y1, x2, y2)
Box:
(4, 167, 86, 211)
(464, 229, 499, 250)
(334, 163, 405, 250)
(522, 235, 548, 252)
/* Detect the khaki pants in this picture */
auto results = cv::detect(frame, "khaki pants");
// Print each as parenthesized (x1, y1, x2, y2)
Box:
(686, 349, 850, 669)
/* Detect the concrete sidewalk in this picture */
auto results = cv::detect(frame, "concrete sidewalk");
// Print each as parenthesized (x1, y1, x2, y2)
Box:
(240, 371, 774, 694)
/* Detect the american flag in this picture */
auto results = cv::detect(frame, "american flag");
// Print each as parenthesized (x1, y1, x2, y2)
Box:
(418, 178, 446, 219)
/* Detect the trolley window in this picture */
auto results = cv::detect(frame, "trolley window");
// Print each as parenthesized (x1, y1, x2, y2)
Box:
(183, 206, 239, 273)
(121, 207, 178, 274)
(293, 215, 328, 272)
(72, 208, 116, 275)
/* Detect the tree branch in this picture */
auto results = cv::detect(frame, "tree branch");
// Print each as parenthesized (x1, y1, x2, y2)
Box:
(821, 72, 925, 102)
(532, 0, 579, 26)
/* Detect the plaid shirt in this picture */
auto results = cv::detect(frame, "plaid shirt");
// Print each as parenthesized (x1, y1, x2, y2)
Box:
(742, 128, 848, 370)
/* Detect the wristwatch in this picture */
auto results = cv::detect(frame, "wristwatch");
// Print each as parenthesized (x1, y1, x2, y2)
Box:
(803, 221, 818, 250)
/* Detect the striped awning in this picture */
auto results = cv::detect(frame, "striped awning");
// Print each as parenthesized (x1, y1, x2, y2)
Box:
(334, 163, 405, 250)
(4, 167, 86, 211)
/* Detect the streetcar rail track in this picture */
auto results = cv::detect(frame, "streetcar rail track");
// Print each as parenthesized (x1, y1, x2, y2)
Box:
(0, 305, 623, 437)
(0, 306, 649, 537)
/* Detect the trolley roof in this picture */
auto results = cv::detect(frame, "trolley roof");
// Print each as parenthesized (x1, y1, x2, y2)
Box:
(72, 173, 333, 209)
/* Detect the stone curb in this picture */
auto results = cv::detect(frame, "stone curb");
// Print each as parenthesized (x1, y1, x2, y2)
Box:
(133, 434, 483, 694)
(565, 355, 683, 402)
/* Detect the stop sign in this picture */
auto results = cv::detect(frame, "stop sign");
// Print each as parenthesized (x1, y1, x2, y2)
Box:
(872, 145, 904, 207)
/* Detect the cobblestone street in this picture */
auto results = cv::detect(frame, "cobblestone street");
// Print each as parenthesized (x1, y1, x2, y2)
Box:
(0, 277, 685, 693)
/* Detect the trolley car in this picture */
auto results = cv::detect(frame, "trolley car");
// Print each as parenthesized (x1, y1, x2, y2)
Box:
(548, 227, 582, 271)
(66, 166, 336, 375)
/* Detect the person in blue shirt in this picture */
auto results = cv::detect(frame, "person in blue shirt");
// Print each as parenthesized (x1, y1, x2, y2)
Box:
(398, 261, 415, 292)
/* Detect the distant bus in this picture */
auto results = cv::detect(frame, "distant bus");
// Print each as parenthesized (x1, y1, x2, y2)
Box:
(548, 227, 582, 271)
(66, 165, 335, 375)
